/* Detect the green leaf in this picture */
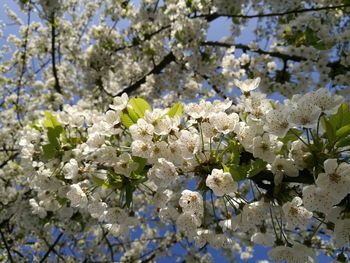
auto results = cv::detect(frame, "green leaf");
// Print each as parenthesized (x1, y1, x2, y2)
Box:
(30, 120, 42, 132)
(132, 156, 147, 174)
(120, 112, 134, 128)
(336, 136, 350, 148)
(222, 163, 246, 181)
(42, 143, 57, 160)
(222, 163, 230, 173)
(129, 171, 147, 183)
(279, 128, 302, 144)
(129, 98, 150, 118)
(227, 140, 240, 164)
(47, 127, 63, 147)
(108, 172, 124, 189)
(127, 106, 139, 122)
(125, 182, 133, 208)
(175, 31, 186, 43)
(247, 159, 267, 178)
(336, 124, 350, 140)
(330, 103, 350, 130)
(92, 176, 110, 188)
(321, 116, 336, 143)
(43, 112, 61, 129)
(166, 102, 183, 118)
(143, 47, 156, 56)
(120, 107, 139, 128)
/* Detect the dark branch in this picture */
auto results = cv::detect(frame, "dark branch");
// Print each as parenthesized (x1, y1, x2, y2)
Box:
(0, 153, 19, 169)
(114, 25, 171, 53)
(202, 41, 304, 62)
(39, 232, 63, 263)
(115, 52, 176, 96)
(202, 41, 350, 76)
(50, 14, 62, 94)
(0, 228, 13, 262)
(15, 3, 32, 127)
(197, 4, 350, 22)
(195, 71, 228, 99)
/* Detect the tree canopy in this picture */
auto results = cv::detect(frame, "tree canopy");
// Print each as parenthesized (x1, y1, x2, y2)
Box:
(0, 0, 350, 262)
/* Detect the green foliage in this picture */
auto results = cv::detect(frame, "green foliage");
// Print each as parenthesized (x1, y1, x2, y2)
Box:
(121, 110, 136, 128)
(129, 98, 150, 117)
(246, 159, 268, 178)
(42, 112, 64, 160)
(143, 47, 156, 57)
(282, 26, 333, 50)
(43, 112, 62, 129)
(279, 128, 302, 144)
(227, 140, 240, 165)
(322, 104, 350, 149)
(175, 31, 186, 44)
(132, 156, 147, 173)
(321, 115, 336, 144)
(278, 128, 302, 154)
(120, 98, 151, 127)
(92, 176, 111, 189)
(166, 102, 183, 118)
(223, 158, 267, 182)
(329, 103, 350, 130)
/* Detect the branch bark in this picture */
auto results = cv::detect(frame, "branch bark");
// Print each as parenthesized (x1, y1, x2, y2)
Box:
(0, 228, 13, 262)
(115, 52, 176, 96)
(202, 41, 350, 76)
(50, 14, 62, 94)
(39, 232, 63, 263)
(196, 4, 350, 22)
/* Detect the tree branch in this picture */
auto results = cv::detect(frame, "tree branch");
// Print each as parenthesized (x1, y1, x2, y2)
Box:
(50, 14, 62, 94)
(202, 41, 304, 62)
(114, 25, 171, 53)
(0, 153, 19, 169)
(196, 4, 350, 22)
(115, 52, 176, 96)
(15, 2, 32, 127)
(0, 228, 13, 262)
(202, 41, 350, 77)
(39, 232, 63, 263)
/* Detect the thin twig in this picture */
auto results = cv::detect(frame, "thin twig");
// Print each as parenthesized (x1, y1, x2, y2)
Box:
(196, 4, 350, 22)
(39, 232, 63, 263)
(0, 228, 13, 262)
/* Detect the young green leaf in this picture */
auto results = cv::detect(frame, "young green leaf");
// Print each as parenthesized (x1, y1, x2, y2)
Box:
(329, 103, 350, 130)
(42, 143, 57, 160)
(43, 112, 62, 129)
(321, 116, 336, 143)
(222, 163, 246, 181)
(227, 140, 240, 164)
(247, 159, 267, 178)
(132, 156, 147, 173)
(120, 111, 136, 128)
(279, 128, 302, 144)
(167, 102, 183, 118)
(92, 176, 110, 188)
(336, 136, 350, 148)
(129, 98, 150, 118)
(336, 124, 350, 140)
(125, 182, 133, 208)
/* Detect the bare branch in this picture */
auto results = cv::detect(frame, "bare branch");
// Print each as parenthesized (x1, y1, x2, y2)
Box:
(39, 232, 63, 263)
(50, 14, 62, 94)
(196, 4, 350, 22)
(115, 52, 176, 96)
(0, 228, 13, 262)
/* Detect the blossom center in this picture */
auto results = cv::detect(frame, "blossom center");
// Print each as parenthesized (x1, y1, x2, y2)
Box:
(329, 173, 341, 183)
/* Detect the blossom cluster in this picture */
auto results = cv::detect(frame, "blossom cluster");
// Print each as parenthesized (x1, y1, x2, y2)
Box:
(17, 79, 350, 262)
(1, 0, 350, 261)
